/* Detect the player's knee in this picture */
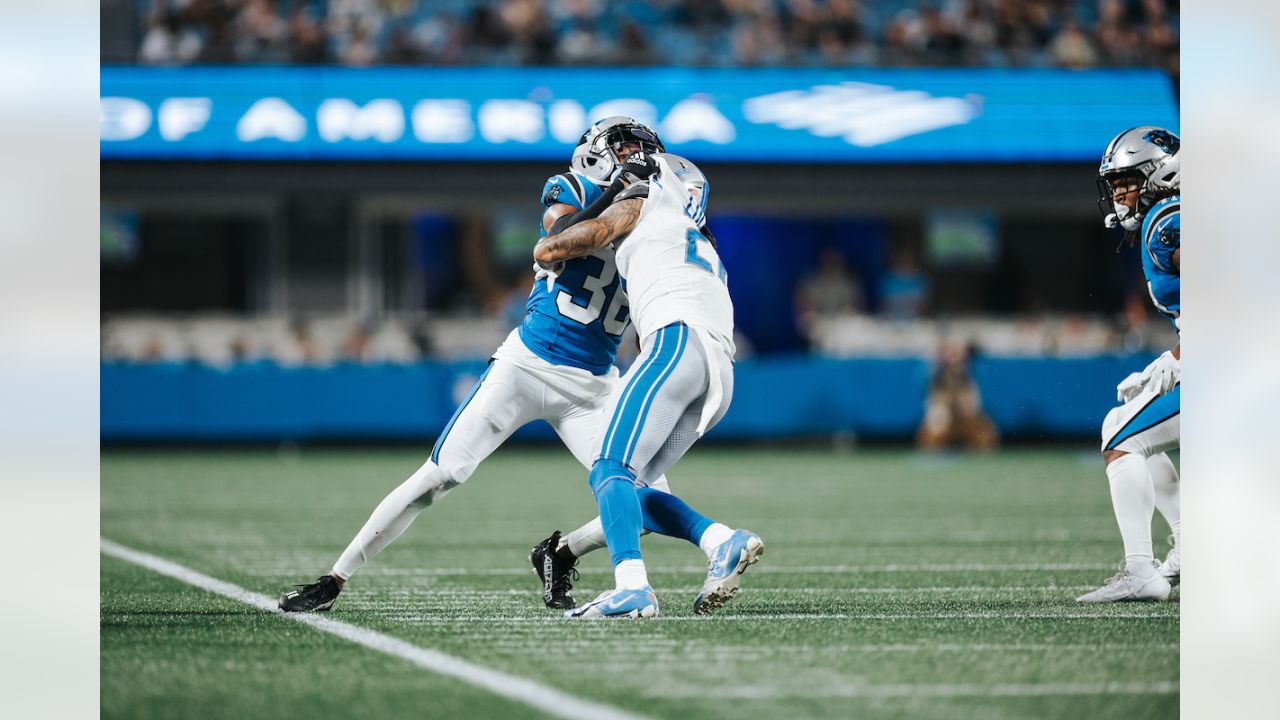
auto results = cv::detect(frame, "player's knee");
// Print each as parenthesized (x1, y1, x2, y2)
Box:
(405, 460, 469, 510)
(588, 458, 634, 495)
(1100, 406, 1122, 443)
(1099, 406, 1124, 458)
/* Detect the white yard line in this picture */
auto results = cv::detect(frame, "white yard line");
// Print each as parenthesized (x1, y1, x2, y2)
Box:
(100, 539, 648, 720)
(342, 586, 1097, 597)
(373, 612, 1177, 623)
(655, 681, 1179, 699)
(350, 562, 1116, 577)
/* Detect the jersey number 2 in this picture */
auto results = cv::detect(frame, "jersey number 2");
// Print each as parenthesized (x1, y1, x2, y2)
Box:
(685, 229, 727, 283)
(556, 261, 629, 336)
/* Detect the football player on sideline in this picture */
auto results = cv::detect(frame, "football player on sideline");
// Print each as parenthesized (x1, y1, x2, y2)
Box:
(1078, 126, 1181, 603)
(279, 117, 682, 613)
(535, 153, 763, 619)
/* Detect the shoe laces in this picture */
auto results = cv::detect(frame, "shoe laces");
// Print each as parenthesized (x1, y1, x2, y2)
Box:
(551, 564, 579, 594)
(295, 576, 336, 598)
(1103, 563, 1130, 586)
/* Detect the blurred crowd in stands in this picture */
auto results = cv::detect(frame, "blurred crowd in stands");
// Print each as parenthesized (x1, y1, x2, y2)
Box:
(125, 0, 1177, 74)
(101, 307, 1176, 367)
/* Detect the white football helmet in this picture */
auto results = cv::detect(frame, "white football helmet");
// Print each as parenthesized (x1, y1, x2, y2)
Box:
(1097, 126, 1180, 231)
(570, 116, 665, 185)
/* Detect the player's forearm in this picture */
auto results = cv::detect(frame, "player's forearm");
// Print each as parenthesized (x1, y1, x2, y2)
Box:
(1171, 341, 1180, 360)
(534, 219, 615, 264)
(535, 198, 642, 264)
(548, 179, 626, 236)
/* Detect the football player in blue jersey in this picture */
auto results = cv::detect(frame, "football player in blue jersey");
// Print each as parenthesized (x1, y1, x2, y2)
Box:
(1077, 126, 1182, 603)
(279, 117, 691, 613)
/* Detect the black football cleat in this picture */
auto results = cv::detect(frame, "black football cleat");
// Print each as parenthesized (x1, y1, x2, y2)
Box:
(529, 530, 579, 610)
(279, 575, 342, 613)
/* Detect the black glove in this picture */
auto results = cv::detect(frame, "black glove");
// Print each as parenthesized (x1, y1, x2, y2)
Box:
(617, 151, 658, 185)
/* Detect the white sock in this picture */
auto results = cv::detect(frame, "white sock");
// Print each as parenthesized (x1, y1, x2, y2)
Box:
(614, 559, 649, 590)
(563, 518, 607, 558)
(698, 523, 735, 557)
(562, 517, 653, 558)
(1147, 452, 1180, 550)
(1106, 453, 1156, 577)
(331, 461, 456, 580)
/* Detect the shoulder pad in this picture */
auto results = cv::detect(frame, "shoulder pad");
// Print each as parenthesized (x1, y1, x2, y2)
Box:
(1143, 197, 1180, 273)
(616, 182, 650, 202)
(541, 173, 587, 209)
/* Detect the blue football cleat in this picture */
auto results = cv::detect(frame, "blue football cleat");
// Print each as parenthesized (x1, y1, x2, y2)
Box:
(694, 529, 764, 615)
(564, 586, 659, 619)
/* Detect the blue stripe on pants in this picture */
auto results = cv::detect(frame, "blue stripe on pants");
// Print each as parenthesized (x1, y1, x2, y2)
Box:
(601, 323, 687, 467)
(1105, 384, 1180, 451)
(598, 329, 667, 464)
(623, 324, 687, 466)
(431, 362, 493, 464)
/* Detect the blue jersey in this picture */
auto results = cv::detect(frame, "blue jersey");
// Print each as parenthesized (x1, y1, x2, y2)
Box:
(517, 171, 631, 375)
(1140, 195, 1180, 332)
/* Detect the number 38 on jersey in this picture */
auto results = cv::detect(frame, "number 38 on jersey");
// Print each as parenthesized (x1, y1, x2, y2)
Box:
(556, 253, 630, 336)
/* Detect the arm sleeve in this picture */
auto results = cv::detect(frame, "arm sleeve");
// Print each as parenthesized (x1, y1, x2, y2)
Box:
(1146, 211, 1180, 273)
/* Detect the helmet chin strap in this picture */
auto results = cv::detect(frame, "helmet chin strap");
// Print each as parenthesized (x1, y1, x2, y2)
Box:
(1113, 202, 1141, 231)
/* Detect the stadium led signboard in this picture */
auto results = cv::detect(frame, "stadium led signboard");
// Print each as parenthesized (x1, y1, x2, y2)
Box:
(100, 67, 1177, 163)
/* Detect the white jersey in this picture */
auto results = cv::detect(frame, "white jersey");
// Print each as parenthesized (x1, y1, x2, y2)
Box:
(615, 156, 735, 355)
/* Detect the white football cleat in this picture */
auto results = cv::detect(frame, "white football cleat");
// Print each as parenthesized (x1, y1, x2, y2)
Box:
(1076, 568, 1171, 603)
(1156, 546, 1180, 586)
(564, 586, 659, 619)
(693, 529, 765, 615)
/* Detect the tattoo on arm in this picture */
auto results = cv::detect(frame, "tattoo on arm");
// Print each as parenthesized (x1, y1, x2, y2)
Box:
(534, 198, 642, 264)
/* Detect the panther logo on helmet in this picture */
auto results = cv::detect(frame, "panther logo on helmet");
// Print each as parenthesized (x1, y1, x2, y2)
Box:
(1142, 129, 1179, 155)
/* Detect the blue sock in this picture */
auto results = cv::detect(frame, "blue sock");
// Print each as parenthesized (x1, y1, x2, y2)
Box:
(637, 487, 716, 546)
(588, 459, 643, 566)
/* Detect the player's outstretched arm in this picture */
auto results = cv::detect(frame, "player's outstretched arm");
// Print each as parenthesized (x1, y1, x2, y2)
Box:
(534, 197, 643, 264)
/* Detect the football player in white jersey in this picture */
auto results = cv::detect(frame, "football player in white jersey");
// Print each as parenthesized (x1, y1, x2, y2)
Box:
(279, 117, 685, 613)
(534, 153, 764, 619)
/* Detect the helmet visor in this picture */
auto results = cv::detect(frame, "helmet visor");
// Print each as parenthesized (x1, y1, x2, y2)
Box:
(603, 125, 664, 158)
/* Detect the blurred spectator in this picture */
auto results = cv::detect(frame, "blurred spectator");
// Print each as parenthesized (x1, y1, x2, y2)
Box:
(339, 23, 379, 66)
(795, 246, 863, 340)
(384, 25, 424, 64)
(412, 12, 465, 64)
(880, 250, 929, 320)
(234, 0, 289, 63)
(115, 0, 1178, 70)
(288, 6, 330, 64)
(917, 341, 998, 452)
(138, 10, 204, 65)
(1049, 19, 1098, 69)
(499, 0, 556, 64)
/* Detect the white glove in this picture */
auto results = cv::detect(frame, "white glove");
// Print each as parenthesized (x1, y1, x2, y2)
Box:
(1139, 350, 1180, 396)
(1116, 371, 1145, 403)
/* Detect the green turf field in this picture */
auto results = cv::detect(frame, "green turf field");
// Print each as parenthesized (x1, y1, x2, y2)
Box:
(101, 447, 1178, 720)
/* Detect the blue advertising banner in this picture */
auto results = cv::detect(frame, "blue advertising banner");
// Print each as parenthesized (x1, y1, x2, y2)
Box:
(100, 66, 1177, 163)
(101, 354, 1149, 442)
